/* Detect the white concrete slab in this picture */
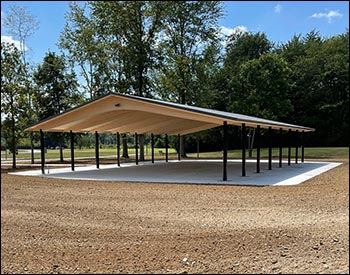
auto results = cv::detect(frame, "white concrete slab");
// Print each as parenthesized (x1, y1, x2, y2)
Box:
(9, 159, 342, 186)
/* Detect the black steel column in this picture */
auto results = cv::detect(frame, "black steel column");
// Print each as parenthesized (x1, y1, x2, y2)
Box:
(256, 125, 260, 173)
(40, 129, 45, 174)
(223, 121, 228, 181)
(151, 133, 154, 163)
(242, 123, 246, 177)
(117, 132, 120, 167)
(301, 131, 305, 163)
(178, 134, 181, 161)
(70, 130, 74, 171)
(295, 130, 299, 164)
(288, 129, 291, 166)
(279, 128, 282, 168)
(135, 133, 138, 165)
(165, 134, 168, 162)
(95, 131, 99, 169)
(268, 127, 272, 170)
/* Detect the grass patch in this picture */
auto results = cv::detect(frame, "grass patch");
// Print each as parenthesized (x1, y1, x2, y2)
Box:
(1, 147, 177, 161)
(187, 147, 349, 159)
(2, 147, 347, 161)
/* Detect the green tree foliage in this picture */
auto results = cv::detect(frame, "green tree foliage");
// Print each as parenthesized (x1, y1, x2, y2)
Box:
(92, 1, 165, 97)
(34, 52, 82, 118)
(277, 30, 349, 146)
(154, 1, 223, 156)
(231, 53, 293, 120)
(201, 32, 282, 153)
(1, 42, 27, 168)
(155, 1, 223, 105)
(59, 2, 108, 99)
(210, 32, 273, 113)
(225, 31, 272, 68)
(89, 1, 166, 160)
(33, 51, 83, 161)
(60, 1, 167, 160)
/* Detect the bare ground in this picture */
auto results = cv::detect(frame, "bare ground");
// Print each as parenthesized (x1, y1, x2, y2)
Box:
(1, 159, 349, 274)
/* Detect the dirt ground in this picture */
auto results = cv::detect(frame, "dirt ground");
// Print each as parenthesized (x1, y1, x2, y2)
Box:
(1, 159, 349, 274)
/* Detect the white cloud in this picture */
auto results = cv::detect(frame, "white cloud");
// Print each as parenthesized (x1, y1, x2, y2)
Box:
(274, 4, 282, 13)
(310, 10, 343, 23)
(220, 25, 248, 38)
(1, 35, 27, 51)
(219, 26, 248, 49)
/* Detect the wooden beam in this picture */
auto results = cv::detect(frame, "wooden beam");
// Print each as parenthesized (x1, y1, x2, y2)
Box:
(174, 123, 220, 136)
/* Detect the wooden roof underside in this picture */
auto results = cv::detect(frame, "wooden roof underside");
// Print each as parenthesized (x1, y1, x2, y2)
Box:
(25, 93, 315, 134)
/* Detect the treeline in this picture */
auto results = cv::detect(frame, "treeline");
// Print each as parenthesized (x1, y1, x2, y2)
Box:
(1, 1, 349, 167)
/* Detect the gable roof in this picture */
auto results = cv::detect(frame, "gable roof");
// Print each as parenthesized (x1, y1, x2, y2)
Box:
(25, 92, 315, 134)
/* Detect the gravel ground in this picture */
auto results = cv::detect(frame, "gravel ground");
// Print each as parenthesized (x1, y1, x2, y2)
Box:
(1, 159, 349, 274)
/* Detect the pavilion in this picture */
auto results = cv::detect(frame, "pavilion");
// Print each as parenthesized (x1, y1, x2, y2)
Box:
(25, 92, 315, 181)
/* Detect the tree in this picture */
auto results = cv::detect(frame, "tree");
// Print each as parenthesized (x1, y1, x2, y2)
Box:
(60, 1, 166, 161)
(231, 53, 293, 120)
(89, 1, 166, 161)
(59, 2, 113, 99)
(225, 32, 272, 69)
(277, 30, 349, 146)
(3, 5, 40, 163)
(214, 31, 278, 155)
(3, 5, 39, 65)
(155, 1, 223, 157)
(1, 42, 27, 168)
(33, 51, 83, 162)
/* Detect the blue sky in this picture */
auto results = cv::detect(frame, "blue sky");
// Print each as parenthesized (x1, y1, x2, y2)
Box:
(1, 1, 349, 66)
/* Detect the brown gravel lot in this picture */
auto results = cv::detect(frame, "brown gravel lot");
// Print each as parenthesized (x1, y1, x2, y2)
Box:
(1, 159, 349, 274)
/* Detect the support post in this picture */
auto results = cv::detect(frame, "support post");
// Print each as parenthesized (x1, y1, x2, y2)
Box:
(165, 134, 168, 162)
(196, 136, 199, 159)
(95, 131, 99, 169)
(242, 123, 246, 177)
(40, 129, 45, 174)
(279, 128, 282, 168)
(288, 129, 291, 166)
(178, 134, 181, 161)
(135, 133, 138, 165)
(70, 130, 74, 171)
(151, 133, 154, 163)
(301, 131, 305, 163)
(256, 125, 260, 173)
(117, 132, 120, 166)
(268, 127, 272, 170)
(223, 121, 228, 181)
(295, 130, 299, 164)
